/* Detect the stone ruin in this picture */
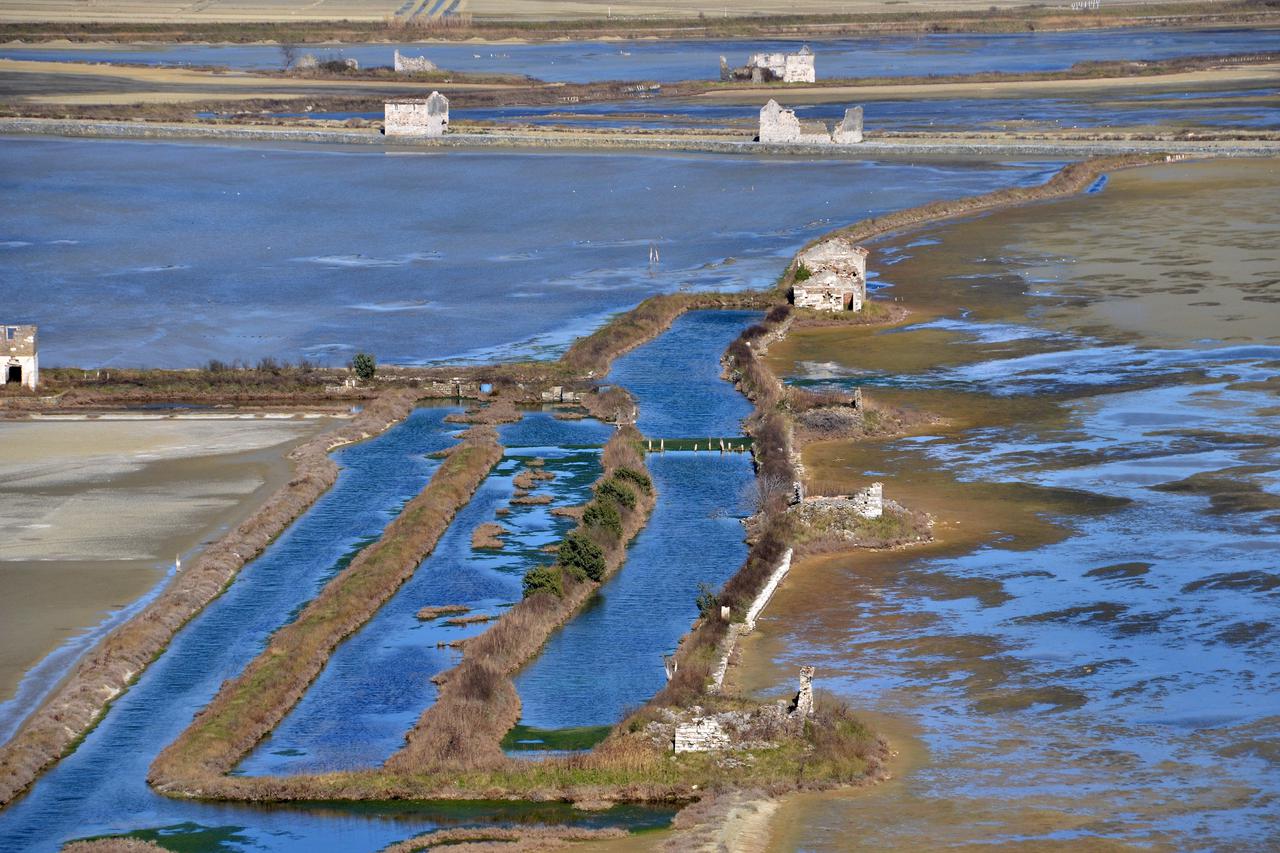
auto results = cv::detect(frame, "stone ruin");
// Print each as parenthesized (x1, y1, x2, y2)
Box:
(758, 100, 863, 146)
(292, 54, 357, 71)
(792, 234, 869, 312)
(721, 44, 815, 83)
(384, 90, 449, 137)
(792, 482, 883, 518)
(671, 667, 817, 753)
(539, 385, 583, 403)
(394, 49, 438, 74)
(1, 324, 38, 390)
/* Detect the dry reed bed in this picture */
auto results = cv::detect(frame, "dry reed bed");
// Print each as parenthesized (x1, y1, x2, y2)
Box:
(147, 425, 503, 792)
(0, 387, 420, 808)
(380, 825, 627, 853)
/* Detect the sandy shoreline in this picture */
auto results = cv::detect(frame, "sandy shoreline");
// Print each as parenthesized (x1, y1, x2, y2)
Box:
(0, 417, 325, 730)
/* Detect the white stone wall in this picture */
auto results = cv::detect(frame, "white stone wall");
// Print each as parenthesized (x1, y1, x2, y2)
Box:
(674, 717, 731, 753)
(1, 324, 37, 390)
(384, 91, 449, 137)
(783, 51, 816, 83)
(799, 483, 885, 520)
(832, 106, 864, 143)
(793, 237, 869, 312)
(394, 50, 437, 73)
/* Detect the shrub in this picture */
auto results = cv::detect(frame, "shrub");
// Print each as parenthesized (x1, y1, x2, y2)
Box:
(794, 262, 812, 282)
(558, 532, 606, 582)
(596, 478, 636, 510)
(582, 500, 623, 538)
(522, 565, 563, 599)
(695, 583, 720, 620)
(614, 466, 652, 494)
(351, 352, 377, 381)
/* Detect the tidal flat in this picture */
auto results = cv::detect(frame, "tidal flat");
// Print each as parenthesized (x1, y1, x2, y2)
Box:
(751, 156, 1280, 850)
(0, 416, 325, 737)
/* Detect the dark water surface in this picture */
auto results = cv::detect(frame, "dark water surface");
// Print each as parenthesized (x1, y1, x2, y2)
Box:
(3, 28, 1277, 80)
(0, 138, 1048, 368)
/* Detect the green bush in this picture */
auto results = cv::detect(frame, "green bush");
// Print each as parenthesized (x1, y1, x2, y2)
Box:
(582, 500, 623, 538)
(794, 262, 812, 282)
(559, 532, 607, 582)
(351, 352, 376, 381)
(522, 565, 563, 599)
(695, 582, 720, 620)
(614, 466, 652, 494)
(596, 478, 636, 510)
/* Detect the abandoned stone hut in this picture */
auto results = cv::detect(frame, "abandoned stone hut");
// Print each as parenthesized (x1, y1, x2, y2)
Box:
(394, 49, 437, 73)
(721, 45, 815, 83)
(384, 90, 449, 137)
(792, 235, 870, 312)
(1, 324, 38, 390)
(758, 101, 863, 145)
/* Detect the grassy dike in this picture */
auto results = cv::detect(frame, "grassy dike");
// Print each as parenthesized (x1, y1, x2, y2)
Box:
(0, 388, 422, 807)
(148, 425, 503, 790)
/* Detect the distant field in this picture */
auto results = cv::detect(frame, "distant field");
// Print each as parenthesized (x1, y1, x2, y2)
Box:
(0, 0, 1228, 24)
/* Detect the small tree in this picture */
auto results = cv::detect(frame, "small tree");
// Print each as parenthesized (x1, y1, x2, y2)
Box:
(696, 582, 720, 620)
(279, 43, 298, 70)
(558, 532, 607, 582)
(583, 500, 623, 538)
(794, 262, 812, 282)
(523, 565, 563, 598)
(351, 352, 376, 382)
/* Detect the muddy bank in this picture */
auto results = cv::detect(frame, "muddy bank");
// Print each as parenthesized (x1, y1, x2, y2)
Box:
(0, 388, 419, 806)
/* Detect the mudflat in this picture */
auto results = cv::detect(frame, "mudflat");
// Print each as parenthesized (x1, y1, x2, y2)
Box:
(0, 416, 325, 701)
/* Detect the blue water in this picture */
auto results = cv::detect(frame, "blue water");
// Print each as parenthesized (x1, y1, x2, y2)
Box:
(512, 452, 755, 730)
(765, 212, 1280, 849)
(237, 411, 612, 775)
(512, 312, 757, 730)
(0, 138, 1048, 368)
(606, 309, 759, 438)
(3, 27, 1277, 81)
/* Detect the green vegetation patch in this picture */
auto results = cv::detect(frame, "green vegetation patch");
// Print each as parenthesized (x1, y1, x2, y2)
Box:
(501, 724, 613, 752)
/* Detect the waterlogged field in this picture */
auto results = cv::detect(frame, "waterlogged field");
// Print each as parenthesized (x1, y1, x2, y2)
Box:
(2, 28, 1277, 81)
(751, 157, 1280, 850)
(0, 137, 1050, 368)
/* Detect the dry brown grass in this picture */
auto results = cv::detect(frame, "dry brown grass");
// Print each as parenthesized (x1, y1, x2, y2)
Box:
(62, 840, 165, 853)
(381, 825, 627, 853)
(471, 522, 509, 550)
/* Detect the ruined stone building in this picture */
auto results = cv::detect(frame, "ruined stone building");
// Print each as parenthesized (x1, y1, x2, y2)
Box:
(721, 45, 815, 83)
(758, 100, 863, 146)
(384, 91, 449, 137)
(394, 49, 438, 74)
(792, 235, 870, 312)
(1, 324, 38, 390)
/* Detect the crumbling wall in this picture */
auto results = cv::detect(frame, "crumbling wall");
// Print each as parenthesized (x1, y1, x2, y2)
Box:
(384, 91, 449, 137)
(724, 45, 815, 83)
(673, 717, 731, 753)
(793, 236, 869, 312)
(793, 483, 885, 525)
(758, 100, 865, 146)
(394, 50, 438, 74)
(833, 106, 864, 144)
